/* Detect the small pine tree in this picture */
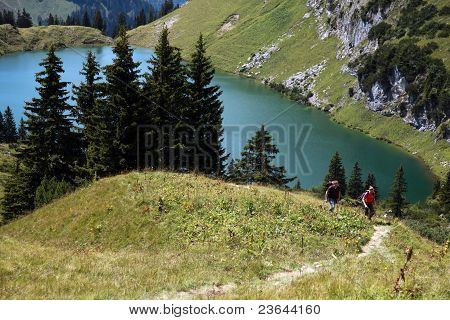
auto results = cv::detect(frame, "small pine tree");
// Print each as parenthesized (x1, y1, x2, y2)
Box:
(82, 10, 91, 28)
(389, 166, 407, 217)
(135, 9, 147, 28)
(3, 106, 18, 143)
(364, 172, 379, 196)
(34, 176, 74, 208)
(142, 27, 189, 170)
(17, 117, 26, 142)
(347, 162, 363, 198)
(228, 125, 294, 187)
(104, 27, 141, 171)
(47, 13, 55, 25)
(4, 46, 79, 217)
(92, 10, 104, 32)
(0, 111, 4, 142)
(188, 34, 227, 175)
(323, 152, 347, 195)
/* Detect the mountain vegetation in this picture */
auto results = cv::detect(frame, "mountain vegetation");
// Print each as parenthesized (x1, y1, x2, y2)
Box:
(0, 171, 448, 299)
(0, 24, 112, 56)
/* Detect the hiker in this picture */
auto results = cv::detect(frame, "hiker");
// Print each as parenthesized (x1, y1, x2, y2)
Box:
(362, 186, 376, 220)
(325, 180, 341, 212)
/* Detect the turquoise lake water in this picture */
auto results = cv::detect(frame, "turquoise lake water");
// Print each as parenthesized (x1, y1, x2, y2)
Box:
(0, 46, 434, 201)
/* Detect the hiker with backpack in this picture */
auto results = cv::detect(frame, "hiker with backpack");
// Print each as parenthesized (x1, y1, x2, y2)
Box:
(325, 180, 341, 212)
(362, 186, 376, 220)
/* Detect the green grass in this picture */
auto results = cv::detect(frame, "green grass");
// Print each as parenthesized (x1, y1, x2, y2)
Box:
(0, 171, 448, 299)
(0, 171, 374, 299)
(221, 224, 449, 299)
(127, 0, 449, 180)
(0, 24, 113, 56)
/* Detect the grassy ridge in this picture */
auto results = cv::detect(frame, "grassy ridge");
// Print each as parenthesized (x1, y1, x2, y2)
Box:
(1, 171, 373, 298)
(0, 171, 448, 299)
(127, 0, 449, 179)
(0, 24, 112, 56)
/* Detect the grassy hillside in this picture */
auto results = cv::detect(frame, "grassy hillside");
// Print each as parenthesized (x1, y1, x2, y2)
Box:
(0, 0, 78, 24)
(0, 24, 112, 56)
(127, 0, 450, 179)
(0, 171, 448, 299)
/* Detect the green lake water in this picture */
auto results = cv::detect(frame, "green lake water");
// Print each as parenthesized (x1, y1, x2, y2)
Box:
(0, 46, 434, 201)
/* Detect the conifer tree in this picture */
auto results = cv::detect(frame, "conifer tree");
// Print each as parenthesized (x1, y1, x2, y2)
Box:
(73, 51, 112, 174)
(3, 46, 78, 217)
(17, 117, 26, 142)
(135, 9, 147, 28)
(347, 162, 363, 198)
(323, 152, 347, 195)
(0, 111, 4, 142)
(104, 27, 141, 171)
(389, 166, 407, 217)
(228, 125, 294, 187)
(148, 5, 157, 23)
(16, 9, 32, 28)
(47, 13, 55, 25)
(364, 172, 378, 196)
(82, 10, 90, 28)
(188, 34, 227, 175)
(92, 10, 104, 32)
(3, 106, 17, 143)
(142, 27, 189, 170)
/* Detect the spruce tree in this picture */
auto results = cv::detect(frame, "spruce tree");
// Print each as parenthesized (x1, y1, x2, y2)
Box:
(3, 46, 78, 217)
(228, 125, 294, 187)
(17, 118, 26, 142)
(92, 10, 104, 32)
(323, 152, 347, 195)
(82, 10, 91, 28)
(47, 13, 55, 25)
(0, 111, 4, 142)
(73, 51, 112, 174)
(389, 166, 407, 217)
(364, 172, 378, 196)
(135, 9, 147, 28)
(104, 27, 141, 171)
(347, 162, 363, 198)
(3, 106, 17, 143)
(142, 27, 189, 170)
(188, 34, 227, 175)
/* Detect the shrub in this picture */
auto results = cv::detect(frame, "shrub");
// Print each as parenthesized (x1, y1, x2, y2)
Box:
(368, 21, 393, 43)
(34, 176, 75, 208)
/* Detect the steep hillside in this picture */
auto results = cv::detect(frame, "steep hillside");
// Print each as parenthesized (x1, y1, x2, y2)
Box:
(0, 171, 448, 299)
(128, 0, 450, 178)
(0, 24, 112, 55)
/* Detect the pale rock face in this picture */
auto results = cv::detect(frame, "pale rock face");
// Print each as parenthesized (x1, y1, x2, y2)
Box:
(366, 66, 436, 131)
(283, 60, 328, 106)
(240, 44, 280, 72)
(306, 0, 386, 59)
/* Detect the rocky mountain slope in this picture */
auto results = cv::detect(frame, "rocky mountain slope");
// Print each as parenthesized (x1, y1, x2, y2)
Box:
(128, 0, 449, 177)
(0, 24, 112, 55)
